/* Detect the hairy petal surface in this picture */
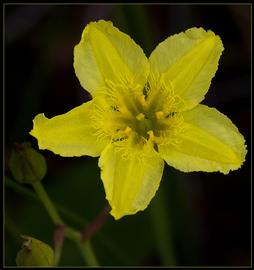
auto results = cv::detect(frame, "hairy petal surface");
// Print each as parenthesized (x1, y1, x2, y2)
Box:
(74, 20, 149, 97)
(159, 105, 247, 174)
(149, 27, 224, 111)
(99, 140, 164, 219)
(30, 101, 109, 157)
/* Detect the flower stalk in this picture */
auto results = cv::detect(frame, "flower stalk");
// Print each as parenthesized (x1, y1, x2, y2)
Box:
(32, 181, 63, 225)
(81, 203, 111, 241)
(53, 224, 65, 266)
(31, 181, 99, 266)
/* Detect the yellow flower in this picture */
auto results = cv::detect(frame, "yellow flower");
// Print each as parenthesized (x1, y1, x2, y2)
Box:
(30, 20, 247, 220)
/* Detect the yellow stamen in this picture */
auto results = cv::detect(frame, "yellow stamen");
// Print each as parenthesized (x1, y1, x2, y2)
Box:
(155, 111, 164, 119)
(138, 95, 146, 106)
(136, 113, 145, 121)
(147, 130, 155, 141)
(124, 126, 132, 134)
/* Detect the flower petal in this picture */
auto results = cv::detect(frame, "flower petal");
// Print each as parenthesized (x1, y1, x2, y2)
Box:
(158, 105, 247, 174)
(74, 20, 149, 97)
(98, 141, 164, 219)
(30, 101, 110, 157)
(149, 27, 224, 111)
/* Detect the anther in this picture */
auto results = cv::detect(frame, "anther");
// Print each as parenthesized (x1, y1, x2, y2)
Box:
(138, 95, 146, 106)
(147, 130, 155, 141)
(124, 126, 132, 134)
(155, 111, 164, 119)
(136, 113, 145, 121)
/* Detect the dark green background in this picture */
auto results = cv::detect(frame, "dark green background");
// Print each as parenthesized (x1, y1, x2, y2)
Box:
(4, 4, 251, 266)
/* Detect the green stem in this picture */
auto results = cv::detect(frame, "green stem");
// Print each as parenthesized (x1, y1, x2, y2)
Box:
(64, 227, 99, 266)
(77, 241, 99, 267)
(53, 224, 65, 266)
(5, 177, 88, 226)
(81, 203, 110, 241)
(32, 181, 63, 225)
(54, 242, 62, 266)
(64, 226, 80, 242)
(6, 178, 132, 263)
(32, 182, 64, 265)
(31, 181, 98, 266)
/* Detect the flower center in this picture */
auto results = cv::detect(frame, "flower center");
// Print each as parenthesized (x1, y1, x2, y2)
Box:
(92, 80, 185, 149)
(135, 113, 153, 138)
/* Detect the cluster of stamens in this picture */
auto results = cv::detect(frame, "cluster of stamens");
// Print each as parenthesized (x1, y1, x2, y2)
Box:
(110, 93, 177, 148)
(92, 78, 185, 151)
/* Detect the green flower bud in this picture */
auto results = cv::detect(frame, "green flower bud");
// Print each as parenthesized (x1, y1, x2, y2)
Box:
(16, 235, 54, 267)
(9, 142, 47, 184)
